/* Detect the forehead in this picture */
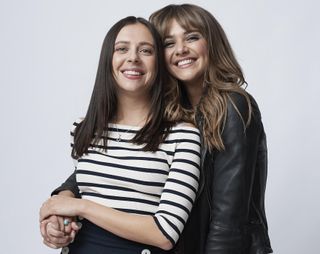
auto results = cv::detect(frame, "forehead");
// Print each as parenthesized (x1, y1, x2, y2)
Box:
(115, 23, 154, 44)
(165, 19, 198, 37)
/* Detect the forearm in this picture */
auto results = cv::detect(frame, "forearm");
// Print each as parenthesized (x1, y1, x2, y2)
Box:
(43, 196, 172, 250)
(79, 199, 171, 250)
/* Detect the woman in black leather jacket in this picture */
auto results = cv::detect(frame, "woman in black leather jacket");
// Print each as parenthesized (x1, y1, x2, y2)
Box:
(40, 4, 272, 254)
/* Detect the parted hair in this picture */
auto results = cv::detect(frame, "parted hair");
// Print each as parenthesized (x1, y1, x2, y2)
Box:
(150, 4, 252, 151)
(72, 16, 172, 159)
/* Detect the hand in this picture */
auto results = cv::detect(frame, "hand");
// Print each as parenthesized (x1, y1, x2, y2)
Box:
(40, 215, 81, 248)
(40, 195, 80, 221)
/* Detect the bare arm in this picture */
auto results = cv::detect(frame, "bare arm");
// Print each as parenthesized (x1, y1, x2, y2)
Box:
(41, 196, 172, 250)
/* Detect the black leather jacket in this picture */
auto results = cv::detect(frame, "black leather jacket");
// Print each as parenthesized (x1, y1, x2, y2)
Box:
(174, 93, 272, 254)
(52, 93, 272, 254)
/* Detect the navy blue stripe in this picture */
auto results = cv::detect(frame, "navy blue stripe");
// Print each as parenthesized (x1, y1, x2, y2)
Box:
(81, 192, 159, 206)
(78, 158, 168, 175)
(87, 150, 168, 163)
(163, 138, 200, 146)
(170, 168, 199, 182)
(172, 159, 200, 170)
(153, 216, 175, 246)
(71, 144, 175, 156)
(161, 189, 194, 204)
(175, 148, 201, 157)
(167, 129, 200, 136)
(77, 182, 161, 198)
(156, 209, 185, 225)
(160, 215, 181, 236)
(76, 169, 165, 187)
(160, 200, 191, 215)
(166, 178, 197, 194)
(73, 122, 198, 134)
(107, 137, 133, 142)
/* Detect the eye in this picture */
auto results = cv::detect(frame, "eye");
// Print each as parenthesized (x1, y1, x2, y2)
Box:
(186, 33, 201, 42)
(163, 40, 174, 48)
(139, 47, 154, 55)
(114, 47, 128, 53)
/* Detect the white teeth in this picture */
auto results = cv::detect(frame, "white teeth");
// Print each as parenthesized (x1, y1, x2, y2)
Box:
(123, 70, 142, 76)
(177, 59, 194, 66)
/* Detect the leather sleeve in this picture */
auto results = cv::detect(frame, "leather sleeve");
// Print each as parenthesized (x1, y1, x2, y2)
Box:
(51, 171, 81, 198)
(205, 94, 262, 253)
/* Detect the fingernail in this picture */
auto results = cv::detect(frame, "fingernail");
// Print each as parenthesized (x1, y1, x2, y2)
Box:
(76, 222, 82, 229)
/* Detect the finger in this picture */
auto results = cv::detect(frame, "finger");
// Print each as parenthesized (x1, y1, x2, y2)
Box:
(47, 222, 65, 237)
(48, 215, 61, 230)
(46, 234, 71, 245)
(71, 221, 82, 232)
(70, 230, 76, 241)
(46, 225, 72, 246)
(63, 217, 72, 234)
(42, 238, 59, 249)
(57, 216, 65, 231)
(40, 220, 49, 239)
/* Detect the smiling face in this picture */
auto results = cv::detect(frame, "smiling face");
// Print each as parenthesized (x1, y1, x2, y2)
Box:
(112, 23, 156, 97)
(163, 19, 208, 88)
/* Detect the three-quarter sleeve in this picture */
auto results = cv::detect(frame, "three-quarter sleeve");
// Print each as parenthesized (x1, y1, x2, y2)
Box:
(154, 127, 201, 245)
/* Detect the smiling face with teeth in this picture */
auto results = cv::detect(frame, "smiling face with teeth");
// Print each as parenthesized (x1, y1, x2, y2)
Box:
(112, 23, 156, 97)
(163, 19, 208, 89)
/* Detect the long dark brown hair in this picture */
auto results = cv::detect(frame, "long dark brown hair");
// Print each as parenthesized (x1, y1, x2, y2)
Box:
(150, 4, 252, 151)
(72, 16, 172, 159)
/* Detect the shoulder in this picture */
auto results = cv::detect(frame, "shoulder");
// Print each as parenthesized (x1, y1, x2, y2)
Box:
(174, 121, 198, 129)
(227, 92, 249, 117)
(172, 122, 200, 135)
(227, 92, 261, 121)
(167, 122, 201, 143)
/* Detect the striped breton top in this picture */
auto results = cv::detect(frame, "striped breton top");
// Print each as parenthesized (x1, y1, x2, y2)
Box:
(71, 119, 201, 245)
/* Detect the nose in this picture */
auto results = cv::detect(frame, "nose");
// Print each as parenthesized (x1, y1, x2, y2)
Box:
(175, 41, 189, 56)
(127, 49, 140, 63)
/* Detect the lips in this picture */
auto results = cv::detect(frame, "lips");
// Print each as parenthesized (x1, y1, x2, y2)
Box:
(175, 58, 196, 68)
(123, 70, 143, 76)
(121, 68, 145, 79)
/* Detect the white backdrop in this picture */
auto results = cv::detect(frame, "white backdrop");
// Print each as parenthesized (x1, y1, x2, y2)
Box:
(0, 0, 319, 253)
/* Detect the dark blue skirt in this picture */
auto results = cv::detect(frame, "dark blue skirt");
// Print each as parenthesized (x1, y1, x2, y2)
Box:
(61, 219, 173, 254)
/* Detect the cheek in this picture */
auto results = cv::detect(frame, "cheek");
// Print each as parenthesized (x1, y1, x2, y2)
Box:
(147, 58, 156, 77)
(150, 58, 156, 72)
(164, 50, 172, 65)
(164, 51, 176, 74)
(112, 57, 118, 74)
(198, 43, 209, 63)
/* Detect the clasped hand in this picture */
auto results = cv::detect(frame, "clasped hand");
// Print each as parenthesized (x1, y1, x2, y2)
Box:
(39, 196, 81, 248)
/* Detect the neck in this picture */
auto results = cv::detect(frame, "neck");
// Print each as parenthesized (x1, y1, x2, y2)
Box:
(116, 95, 150, 126)
(183, 82, 203, 107)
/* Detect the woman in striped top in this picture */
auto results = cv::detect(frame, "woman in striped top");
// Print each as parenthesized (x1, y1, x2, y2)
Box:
(39, 16, 200, 254)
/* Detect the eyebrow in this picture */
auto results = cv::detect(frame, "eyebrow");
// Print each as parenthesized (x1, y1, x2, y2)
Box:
(114, 41, 154, 47)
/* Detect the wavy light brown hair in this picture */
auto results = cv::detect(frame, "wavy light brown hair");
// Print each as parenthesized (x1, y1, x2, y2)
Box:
(150, 4, 252, 151)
